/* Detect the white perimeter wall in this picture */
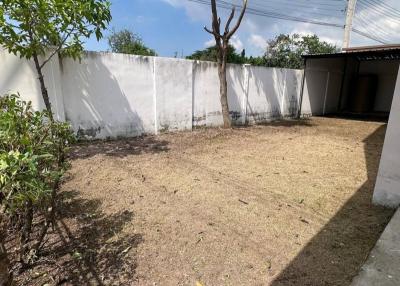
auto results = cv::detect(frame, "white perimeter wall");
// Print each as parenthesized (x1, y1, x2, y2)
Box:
(0, 51, 65, 121)
(0, 49, 303, 139)
(373, 65, 400, 207)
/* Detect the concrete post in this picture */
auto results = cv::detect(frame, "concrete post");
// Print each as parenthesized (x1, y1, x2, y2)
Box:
(343, 0, 357, 49)
(153, 57, 158, 135)
(373, 65, 400, 208)
(242, 64, 250, 125)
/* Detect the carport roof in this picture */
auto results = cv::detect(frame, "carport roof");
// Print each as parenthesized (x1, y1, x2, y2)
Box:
(303, 44, 400, 61)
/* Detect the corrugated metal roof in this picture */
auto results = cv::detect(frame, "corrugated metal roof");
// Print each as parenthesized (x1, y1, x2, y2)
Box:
(343, 44, 400, 53)
(303, 44, 400, 61)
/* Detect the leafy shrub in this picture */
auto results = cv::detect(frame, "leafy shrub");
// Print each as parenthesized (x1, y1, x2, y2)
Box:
(0, 94, 75, 264)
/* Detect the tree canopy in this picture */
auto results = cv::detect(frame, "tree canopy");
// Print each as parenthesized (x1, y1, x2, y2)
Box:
(187, 45, 248, 64)
(0, 0, 112, 116)
(0, 0, 111, 60)
(187, 34, 338, 69)
(108, 29, 157, 56)
(264, 34, 339, 69)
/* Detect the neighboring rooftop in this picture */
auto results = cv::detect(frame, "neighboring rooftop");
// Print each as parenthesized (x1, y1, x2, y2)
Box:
(343, 44, 400, 53)
(303, 44, 400, 61)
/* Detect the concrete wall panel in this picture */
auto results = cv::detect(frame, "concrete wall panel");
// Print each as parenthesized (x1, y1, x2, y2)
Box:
(373, 64, 400, 207)
(192, 61, 223, 127)
(155, 57, 193, 132)
(0, 48, 65, 121)
(61, 52, 155, 139)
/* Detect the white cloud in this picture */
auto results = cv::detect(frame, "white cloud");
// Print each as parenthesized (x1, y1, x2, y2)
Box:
(230, 35, 244, 51)
(204, 38, 215, 48)
(161, 0, 210, 22)
(248, 34, 267, 52)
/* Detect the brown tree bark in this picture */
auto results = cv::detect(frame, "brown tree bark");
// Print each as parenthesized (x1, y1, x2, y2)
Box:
(205, 0, 247, 128)
(32, 52, 54, 121)
(217, 45, 231, 128)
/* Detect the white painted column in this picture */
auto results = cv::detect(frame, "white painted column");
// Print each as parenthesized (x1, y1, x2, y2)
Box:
(153, 57, 158, 135)
(373, 65, 400, 208)
(242, 64, 250, 125)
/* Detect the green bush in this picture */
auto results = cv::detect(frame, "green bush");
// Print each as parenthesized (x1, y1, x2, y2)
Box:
(0, 94, 75, 264)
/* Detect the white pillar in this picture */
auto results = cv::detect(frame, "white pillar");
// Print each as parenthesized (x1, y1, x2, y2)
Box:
(242, 64, 250, 125)
(373, 65, 400, 208)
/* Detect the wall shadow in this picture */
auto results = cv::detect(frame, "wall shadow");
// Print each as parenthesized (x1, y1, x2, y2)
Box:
(271, 124, 395, 286)
(18, 191, 143, 285)
(60, 53, 149, 139)
(254, 118, 314, 128)
(69, 135, 169, 159)
(241, 66, 301, 125)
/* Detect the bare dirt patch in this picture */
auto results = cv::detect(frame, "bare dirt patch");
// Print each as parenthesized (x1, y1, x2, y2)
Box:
(14, 117, 394, 285)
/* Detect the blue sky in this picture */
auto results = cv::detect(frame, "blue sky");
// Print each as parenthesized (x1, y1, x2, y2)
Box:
(84, 0, 400, 57)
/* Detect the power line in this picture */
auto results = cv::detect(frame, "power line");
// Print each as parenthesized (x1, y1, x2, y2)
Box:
(352, 28, 387, 44)
(361, 0, 400, 18)
(189, 0, 343, 27)
(187, 0, 387, 44)
(368, 0, 400, 14)
(357, 0, 400, 23)
(351, 0, 399, 44)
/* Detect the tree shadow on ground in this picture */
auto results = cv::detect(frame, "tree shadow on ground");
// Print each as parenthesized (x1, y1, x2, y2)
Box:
(15, 191, 142, 286)
(70, 135, 169, 159)
(255, 118, 315, 128)
(232, 118, 315, 129)
(271, 124, 395, 286)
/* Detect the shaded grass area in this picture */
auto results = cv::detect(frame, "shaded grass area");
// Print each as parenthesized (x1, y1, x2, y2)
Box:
(11, 191, 142, 285)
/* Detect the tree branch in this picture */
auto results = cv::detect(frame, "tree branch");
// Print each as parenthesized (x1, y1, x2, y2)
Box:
(224, 7, 236, 36)
(226, 0, 248, 39)
(204, 26, 219, 38)
(39, 29, 74, 69)
(210, 0, 220, 36)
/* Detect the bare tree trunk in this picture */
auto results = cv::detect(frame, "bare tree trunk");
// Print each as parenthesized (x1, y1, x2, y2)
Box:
(32, 52, 53, 121)
(205, 0, 247, 129)
(0, 216, 13, 286)
(19, 200, 33, 264)
(217, 46, 232, 128)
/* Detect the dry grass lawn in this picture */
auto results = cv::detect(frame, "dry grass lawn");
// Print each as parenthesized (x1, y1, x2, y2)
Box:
(17, 117, 394, 286)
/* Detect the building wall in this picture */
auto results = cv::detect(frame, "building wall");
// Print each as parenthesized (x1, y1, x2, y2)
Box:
(301, 58, 345, 116)
(359, 60, 400, 112)
(302, 57, 399, 116)
(339, 57, 359, 111)
(0, 49, 304, 139)
(373, 64, 400, 207)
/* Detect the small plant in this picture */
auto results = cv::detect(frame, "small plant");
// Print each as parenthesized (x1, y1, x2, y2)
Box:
(0, 94, 75, 269)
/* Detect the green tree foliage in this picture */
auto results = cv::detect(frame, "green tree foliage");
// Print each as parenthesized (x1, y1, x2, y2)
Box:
(0, 0, 112, 117)
(108, 29, 157, 56)
(265, 34, 339, 69)
(187, 45, 268, 66)
(0, 94, 75, 266)
(187, 45, 247, 64)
